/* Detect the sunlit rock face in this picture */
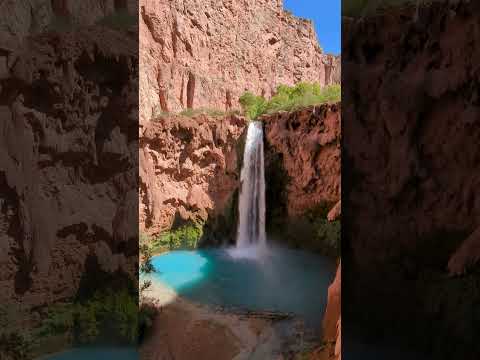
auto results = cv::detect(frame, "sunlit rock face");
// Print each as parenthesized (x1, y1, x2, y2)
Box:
(139, 113, 247, 239)
(139, 0, 340, 124)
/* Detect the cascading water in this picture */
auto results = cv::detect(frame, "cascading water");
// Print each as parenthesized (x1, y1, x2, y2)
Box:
(236, 121, 266, 249)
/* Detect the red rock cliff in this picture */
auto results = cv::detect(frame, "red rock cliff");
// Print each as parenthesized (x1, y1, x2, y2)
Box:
(140, 113, 247, 237)
(263, 104, 341, 218)
(139, 0, 340, 124)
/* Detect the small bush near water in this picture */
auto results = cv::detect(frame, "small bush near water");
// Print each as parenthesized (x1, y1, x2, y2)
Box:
(0, 288, 146, 359)
(0, 303, 35, 359)
(306, 203, 341, 257)
(143, 222, 205, 255)
(38, 289, 139, 345)
(239, 83, 341, 120)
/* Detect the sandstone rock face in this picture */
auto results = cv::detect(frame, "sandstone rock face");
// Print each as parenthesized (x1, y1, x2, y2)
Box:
(343, 2, 480, 357)
(263, 103, 341, 218)
(139, 113, 247, 237)
(0, 26, 138, 314)
(139, 0, 340, 124)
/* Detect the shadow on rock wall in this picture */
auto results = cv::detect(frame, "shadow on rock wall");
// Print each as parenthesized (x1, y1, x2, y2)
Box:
(343, 2, 480, 359)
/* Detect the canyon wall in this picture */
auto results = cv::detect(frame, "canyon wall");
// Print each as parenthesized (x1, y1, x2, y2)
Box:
(139, 0, 340, 124)
(263, 104, 341, 254)
(140, 113, 246, 240)
(0, 21, 138, 331)
(263, 104, 341, 217)
(139, 103, 341, 249)
(344, 2, 480, 358)
(139, 0, 341, 245)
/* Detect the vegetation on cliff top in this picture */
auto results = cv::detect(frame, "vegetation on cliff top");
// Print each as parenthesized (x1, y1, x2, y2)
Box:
(0, 288, 142, 359)
(39, 289, 138, 344)
(239, 83, 341, 120)
(152, 106, 241, 120)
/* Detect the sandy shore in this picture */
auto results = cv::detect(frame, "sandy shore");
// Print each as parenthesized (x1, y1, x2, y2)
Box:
(139, 281, 312, 360)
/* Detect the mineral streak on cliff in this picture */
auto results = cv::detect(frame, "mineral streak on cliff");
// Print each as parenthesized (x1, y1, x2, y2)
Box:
(139, 0, 341, 124)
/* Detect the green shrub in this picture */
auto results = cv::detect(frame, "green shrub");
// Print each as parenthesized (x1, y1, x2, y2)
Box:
(153, 223, 204, 252)
(0, 332, 34, 360)
(239, 83, 341, 120)
(313, 218, 341, 255)
(0, 303, 35, 359)
(38, 303, 75, 337)
(38, 289, 139, 345)
(140, 232, 155, 274)
(179, 108, 226, 117)
(306, 202, 341, 257)
(239, 92, 267, 120)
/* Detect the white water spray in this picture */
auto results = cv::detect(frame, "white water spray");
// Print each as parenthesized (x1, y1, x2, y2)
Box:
(236, 121, 266, 250)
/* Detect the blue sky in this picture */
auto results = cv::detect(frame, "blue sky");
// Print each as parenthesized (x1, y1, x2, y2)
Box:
(284, 0, 341, 55)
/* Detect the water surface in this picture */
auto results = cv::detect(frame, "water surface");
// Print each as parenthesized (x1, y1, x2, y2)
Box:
(146, 246, 335, 328)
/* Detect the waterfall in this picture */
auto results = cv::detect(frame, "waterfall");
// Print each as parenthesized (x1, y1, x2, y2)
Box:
(236, 121, 266, 248)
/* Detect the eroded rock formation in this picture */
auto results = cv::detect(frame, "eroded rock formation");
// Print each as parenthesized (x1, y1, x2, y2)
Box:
(139, 102, 342, 249)
(0, 25, 138, 318)
(263, 103, 341, 218)
(139, 0, 340, 123)
(344, 2, 480, 358)
(139, 113, 247, 240)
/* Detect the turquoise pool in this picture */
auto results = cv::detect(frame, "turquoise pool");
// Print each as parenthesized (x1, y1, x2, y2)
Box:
(145, 246, 336, 328)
